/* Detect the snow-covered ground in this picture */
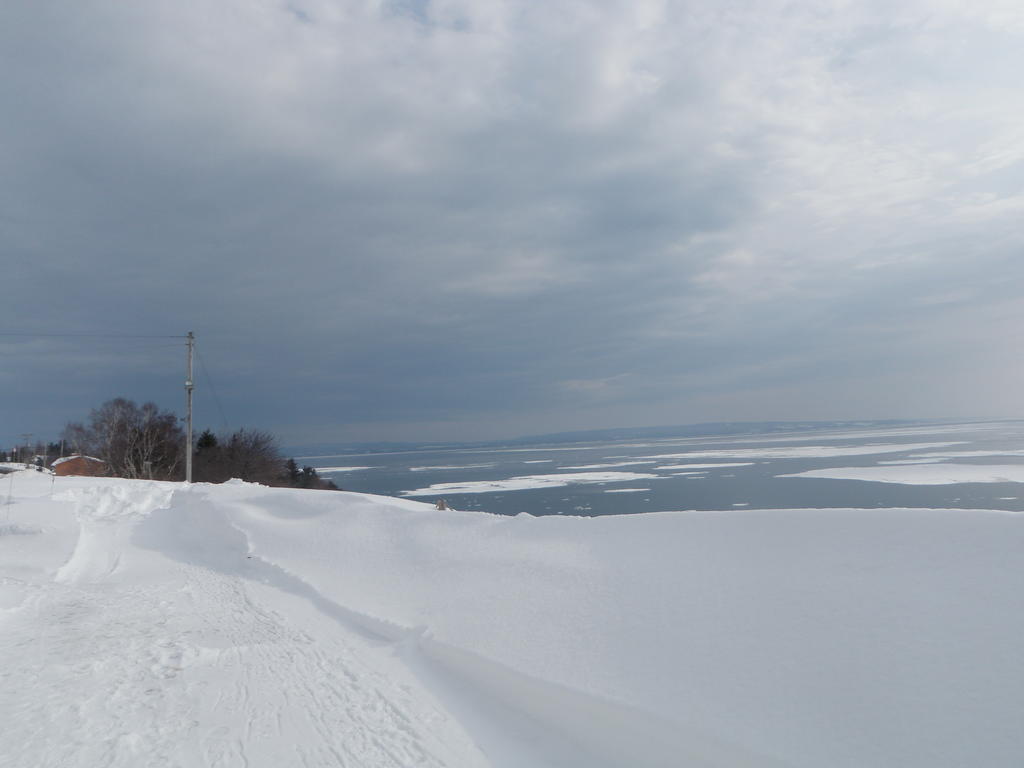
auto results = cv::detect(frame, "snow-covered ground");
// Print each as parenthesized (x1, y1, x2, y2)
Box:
(0, 462, 33, 472)
(2, 470, 1023, 767)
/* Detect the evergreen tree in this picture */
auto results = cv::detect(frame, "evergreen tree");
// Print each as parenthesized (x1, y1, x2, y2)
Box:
(196, 429, 218, 451)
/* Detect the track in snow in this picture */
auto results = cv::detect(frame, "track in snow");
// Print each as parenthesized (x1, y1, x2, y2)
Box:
(2, 483, 491, 768)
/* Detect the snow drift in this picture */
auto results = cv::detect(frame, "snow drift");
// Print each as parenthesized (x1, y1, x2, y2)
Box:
(2, 470, 1022, 767)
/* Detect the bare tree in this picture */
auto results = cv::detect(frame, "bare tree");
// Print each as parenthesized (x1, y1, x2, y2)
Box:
(62, 398, 184, 480)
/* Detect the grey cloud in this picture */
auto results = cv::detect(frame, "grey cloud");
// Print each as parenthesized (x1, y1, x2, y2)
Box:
(3, 0, 1024, 444)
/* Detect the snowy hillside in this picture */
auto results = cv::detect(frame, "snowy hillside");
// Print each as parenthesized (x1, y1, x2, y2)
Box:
(2, 471, 1022, 767)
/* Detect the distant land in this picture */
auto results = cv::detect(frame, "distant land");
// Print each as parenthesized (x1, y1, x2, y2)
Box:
(286, 418, 968, 458)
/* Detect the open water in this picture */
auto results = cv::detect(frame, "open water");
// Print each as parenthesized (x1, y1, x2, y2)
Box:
(298, 420, 1024, 517)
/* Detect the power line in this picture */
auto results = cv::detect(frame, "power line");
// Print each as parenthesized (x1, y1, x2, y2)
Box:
(0, 338, 188, 360)
(196, 347, 230, 431)
(114, 343, 188, 350)
(0, 332, 186, 339)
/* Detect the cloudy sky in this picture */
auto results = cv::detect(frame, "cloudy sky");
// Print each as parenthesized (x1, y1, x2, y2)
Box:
(3, 0, 1024, 446)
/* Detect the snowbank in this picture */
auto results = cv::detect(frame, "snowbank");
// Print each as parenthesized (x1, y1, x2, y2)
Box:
(202, 482, 1024, 767)
(2, 470, 1022, 767)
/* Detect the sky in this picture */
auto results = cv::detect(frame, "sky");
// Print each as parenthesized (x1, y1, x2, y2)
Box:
(3, 0, 1024, 446)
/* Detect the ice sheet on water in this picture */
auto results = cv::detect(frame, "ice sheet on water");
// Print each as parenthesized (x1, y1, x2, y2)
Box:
(654, 462, 755, 470)
(779, 464, 1024, 485)
(728, 422, 998, 444)
(638, 441, 965, 460)
(909, 449, 1024, 458)
(876, 459, 947, 465)
(560, 461, 657, 470)
(408, 463, 497, 472)
(401, 472, 661, 496)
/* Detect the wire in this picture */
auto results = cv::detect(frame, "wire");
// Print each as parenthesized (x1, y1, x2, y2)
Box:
(0, 332, 186, 339)
(196, 347, 230, 431)
(0, 339, 187, 359)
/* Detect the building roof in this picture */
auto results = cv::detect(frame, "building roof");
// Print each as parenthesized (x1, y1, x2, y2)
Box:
(51, 454, 106, 467)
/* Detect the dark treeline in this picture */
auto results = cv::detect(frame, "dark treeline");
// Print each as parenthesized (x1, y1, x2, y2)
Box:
(3, 441, 63, 466)
(193, 429, 337, 489)
(58, 397, 337, 489)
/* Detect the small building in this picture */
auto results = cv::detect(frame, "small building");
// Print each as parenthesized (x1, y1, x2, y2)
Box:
(51, 455, 108, 477)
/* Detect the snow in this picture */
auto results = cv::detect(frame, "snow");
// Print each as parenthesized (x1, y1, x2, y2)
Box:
(313, 465, 375, 473)
(780, 464, 1024, 485)
(2, 470, 1023, 767)
(0, 522, 42, 536)
(638, 441, 965, 460)
(51, 454, 105, 467)
(876, 458, 947, 465)
(408, 463, 496, 471)
(729, 422, 997, 443)
(653, 462, 755, 470)
(560, 461, 657, 469)
(603, 488, 650, 493)
(908, 449, 1024, 458)
(400, 471, 661, 496)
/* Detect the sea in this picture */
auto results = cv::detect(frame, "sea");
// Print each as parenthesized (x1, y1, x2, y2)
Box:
(295, 420, 1024, 517)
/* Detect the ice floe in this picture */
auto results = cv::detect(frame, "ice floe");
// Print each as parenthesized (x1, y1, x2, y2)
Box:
(401, 471, 660, 496)
(908, 449, 1024, 459)
(653, 462, 755, 470)
(876, 459, 947, 465)
(780, 464, 1024, 485)
(408, 463, 497, 472)
(560, 461, 658, 470)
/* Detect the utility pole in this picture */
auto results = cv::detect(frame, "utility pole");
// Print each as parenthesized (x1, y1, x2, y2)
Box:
(185, 332, 195, 483)
(19, 434, 32, 464)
